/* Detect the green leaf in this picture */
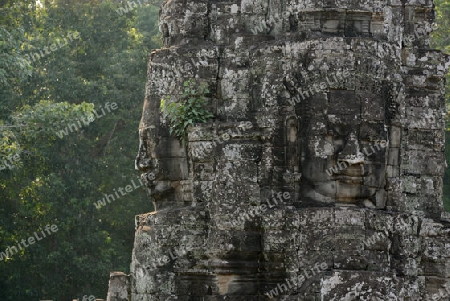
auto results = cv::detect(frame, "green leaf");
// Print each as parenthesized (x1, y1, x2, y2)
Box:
(159, 80, 213, 139)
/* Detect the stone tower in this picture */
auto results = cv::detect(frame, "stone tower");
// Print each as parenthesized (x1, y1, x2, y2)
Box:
(108, 0, 450, 300)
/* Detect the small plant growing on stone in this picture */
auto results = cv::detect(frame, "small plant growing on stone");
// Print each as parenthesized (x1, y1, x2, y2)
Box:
(160, 79, 214, 139)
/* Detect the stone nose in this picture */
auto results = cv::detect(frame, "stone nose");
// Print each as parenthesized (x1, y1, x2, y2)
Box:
(135, 139, 154, 172)
(135, 138, 162, 175)
(337, 132, 364, 164)
(136, 153, 161, 186)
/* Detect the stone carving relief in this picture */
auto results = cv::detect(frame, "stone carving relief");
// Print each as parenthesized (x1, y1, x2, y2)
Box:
(107, 1, 450, 300)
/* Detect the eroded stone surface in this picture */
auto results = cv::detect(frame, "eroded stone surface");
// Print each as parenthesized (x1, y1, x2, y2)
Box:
(110, 0, 450, 299)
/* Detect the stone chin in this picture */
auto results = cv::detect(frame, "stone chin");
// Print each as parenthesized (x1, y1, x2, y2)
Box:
(141, 172, 174, 201)
(151, 181, 174, 198)
(303, 181, 377, 207)
(302, 159, 380, 206)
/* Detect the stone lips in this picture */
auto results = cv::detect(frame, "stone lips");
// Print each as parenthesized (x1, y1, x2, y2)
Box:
(107, 0, 450, 300)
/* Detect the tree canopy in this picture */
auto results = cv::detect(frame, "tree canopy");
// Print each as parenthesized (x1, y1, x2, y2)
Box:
(0, 0, 160, 299)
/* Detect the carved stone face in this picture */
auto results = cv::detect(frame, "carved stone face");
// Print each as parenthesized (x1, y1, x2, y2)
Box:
(300, 88, 388, 207)
(136, 95, 190, 208)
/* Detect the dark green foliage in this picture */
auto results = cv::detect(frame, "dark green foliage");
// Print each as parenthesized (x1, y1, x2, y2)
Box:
(160, 79, 214, 139)
(0, 0, 160, 300)
(0, 27, 32, 90)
